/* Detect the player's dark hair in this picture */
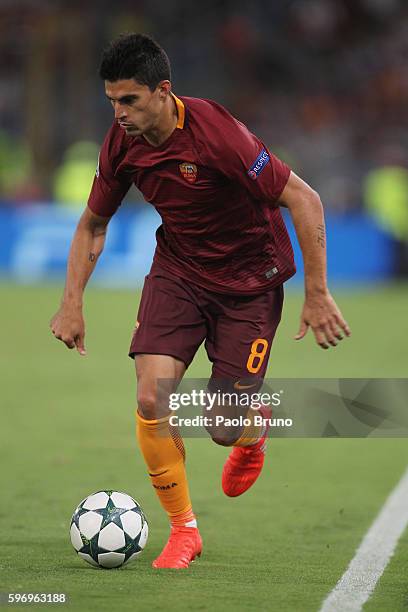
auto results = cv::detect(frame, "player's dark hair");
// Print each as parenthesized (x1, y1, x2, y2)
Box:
(99, 33, 171, 91)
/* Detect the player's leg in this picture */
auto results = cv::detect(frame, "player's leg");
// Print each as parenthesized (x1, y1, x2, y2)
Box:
(205, 285, 284, 496)
(129, 266, 206, 567)
(135, 354, 202, 568)
(135, 353, 194, 525)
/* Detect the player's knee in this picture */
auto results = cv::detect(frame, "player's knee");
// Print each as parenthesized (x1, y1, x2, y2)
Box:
(137, 390, 158, 420)
(207, 426, 239, 447)
(211, 433, 239, 447)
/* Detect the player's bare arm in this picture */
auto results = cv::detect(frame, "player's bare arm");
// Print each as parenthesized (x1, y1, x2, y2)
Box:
(279, 171, 351, 349)
(50, 206, 110, 355)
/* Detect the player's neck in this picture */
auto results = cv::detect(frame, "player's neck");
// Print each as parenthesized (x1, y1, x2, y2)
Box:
(143, 95, 178, 147)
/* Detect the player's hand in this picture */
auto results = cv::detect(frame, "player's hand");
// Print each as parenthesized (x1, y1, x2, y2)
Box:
(50, 305, 87, 356)
(295, 291, 351, 349)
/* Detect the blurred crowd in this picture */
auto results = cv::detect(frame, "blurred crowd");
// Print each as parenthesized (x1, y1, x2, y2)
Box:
(0, 0, 408, 231)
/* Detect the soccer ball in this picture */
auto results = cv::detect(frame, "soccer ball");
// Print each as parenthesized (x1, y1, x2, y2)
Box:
(70, 490, 148, 568)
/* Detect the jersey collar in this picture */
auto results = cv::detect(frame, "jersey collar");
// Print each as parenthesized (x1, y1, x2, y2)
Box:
(171, 93, 185, 129)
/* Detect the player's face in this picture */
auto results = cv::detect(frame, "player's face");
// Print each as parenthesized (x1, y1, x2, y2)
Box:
(105, 79, 169, 137)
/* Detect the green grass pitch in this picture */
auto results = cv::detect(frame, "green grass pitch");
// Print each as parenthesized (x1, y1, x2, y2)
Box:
(0, 282, 407, 611)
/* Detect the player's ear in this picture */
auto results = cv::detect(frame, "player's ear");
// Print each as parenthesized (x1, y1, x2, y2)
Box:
(157, 80, 171, 100)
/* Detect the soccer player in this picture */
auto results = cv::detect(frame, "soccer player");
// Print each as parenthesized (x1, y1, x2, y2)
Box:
(50, 34, 350, 569)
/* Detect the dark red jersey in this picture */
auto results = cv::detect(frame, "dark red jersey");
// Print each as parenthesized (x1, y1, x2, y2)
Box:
(88, 94, 295, 295)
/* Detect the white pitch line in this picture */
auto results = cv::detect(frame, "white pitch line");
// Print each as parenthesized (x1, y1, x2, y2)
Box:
(320, 466, 408, 612)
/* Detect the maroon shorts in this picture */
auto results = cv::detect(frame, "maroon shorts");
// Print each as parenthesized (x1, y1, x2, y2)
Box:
(129, 263, 283, 386)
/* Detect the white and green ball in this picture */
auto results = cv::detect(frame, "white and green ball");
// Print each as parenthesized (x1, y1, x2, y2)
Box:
(70, 490, 148, 568)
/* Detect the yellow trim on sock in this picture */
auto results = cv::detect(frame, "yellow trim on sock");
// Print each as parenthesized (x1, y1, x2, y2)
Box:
(232, 409, 264, 447)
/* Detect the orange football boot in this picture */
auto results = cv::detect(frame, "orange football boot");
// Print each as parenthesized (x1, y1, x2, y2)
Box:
(152, 526, 202, 569)
(222, 406, 271, 497)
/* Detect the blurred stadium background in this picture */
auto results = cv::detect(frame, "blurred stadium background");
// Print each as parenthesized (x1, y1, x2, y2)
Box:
(1, 0, 408, 286)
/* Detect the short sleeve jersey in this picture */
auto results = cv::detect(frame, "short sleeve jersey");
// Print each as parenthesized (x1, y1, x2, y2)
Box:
(88, 94, 295, 295)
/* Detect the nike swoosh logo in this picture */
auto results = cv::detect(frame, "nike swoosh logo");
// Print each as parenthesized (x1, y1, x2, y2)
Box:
(233, 381, 257, 391)
(149, 470, 167, 477)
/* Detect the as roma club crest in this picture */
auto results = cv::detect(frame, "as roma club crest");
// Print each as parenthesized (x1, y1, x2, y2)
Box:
(179, 162, 197, 183)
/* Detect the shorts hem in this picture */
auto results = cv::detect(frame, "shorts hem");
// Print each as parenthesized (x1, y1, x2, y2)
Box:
(128, 349, 190, 369)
